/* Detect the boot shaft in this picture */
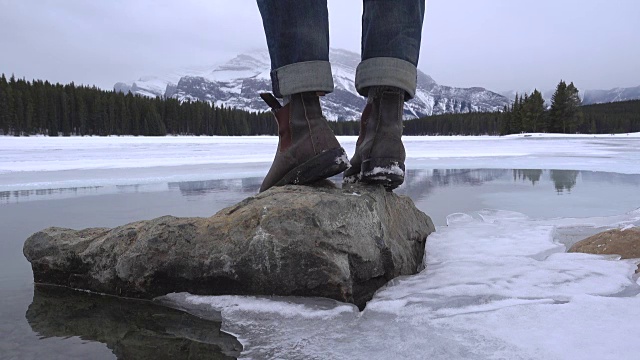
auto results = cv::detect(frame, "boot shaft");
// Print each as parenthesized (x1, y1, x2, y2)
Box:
(263, 92, 340, 156)
(343, 86, 406, 189)
(259, 92, 348, 192)
(361, 86, 406, 161)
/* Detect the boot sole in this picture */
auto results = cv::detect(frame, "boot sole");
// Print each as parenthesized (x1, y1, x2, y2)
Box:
(342, 163, 361, 184)
(342, 172, 361, 184)
(275, 147, 350, 187)
(360, 158, 405, 190)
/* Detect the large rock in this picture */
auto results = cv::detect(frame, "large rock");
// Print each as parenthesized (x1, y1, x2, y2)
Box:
(24, 185, 435, 308)
(568, 227, 640, 273)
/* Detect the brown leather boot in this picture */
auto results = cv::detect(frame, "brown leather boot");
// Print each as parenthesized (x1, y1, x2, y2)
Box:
(259, 92, 350, 192)
(343, 86, 406, 190)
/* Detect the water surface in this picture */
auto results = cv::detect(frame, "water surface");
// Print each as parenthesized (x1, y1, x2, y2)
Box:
(1, 168, 639, 359)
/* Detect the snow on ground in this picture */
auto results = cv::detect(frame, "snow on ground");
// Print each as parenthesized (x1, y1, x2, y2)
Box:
(1, 133, 640, 191)
(2, 133, 640, 359)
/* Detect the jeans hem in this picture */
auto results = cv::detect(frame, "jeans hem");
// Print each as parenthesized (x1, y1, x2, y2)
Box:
(355, 57, 418, 99)
(271, 60, 334, 97)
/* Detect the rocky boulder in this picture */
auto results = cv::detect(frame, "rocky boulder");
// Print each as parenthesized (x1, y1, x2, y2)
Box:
(568, 227, 640, 273)
(24, 185, 435, 308)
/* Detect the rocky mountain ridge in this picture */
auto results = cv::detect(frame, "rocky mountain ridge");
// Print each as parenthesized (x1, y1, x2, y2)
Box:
(115, 49, 510, 120)
(582, 85, 640, 105)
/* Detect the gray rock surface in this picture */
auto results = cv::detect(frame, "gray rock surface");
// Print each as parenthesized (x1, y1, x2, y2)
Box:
(24, 185, 435, 308)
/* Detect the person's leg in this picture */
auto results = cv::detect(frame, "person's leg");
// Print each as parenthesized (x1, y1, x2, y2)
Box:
(345, 0, 425, 189)
(257, 0, 349, 192)
(257, 0, 333, 98)
(357, 0, 425, 99)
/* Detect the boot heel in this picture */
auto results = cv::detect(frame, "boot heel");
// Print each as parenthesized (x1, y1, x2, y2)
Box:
(276, 147, 350, 187)
(360, 158, 405, 190)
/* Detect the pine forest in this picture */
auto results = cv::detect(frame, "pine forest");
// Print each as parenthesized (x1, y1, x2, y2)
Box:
(1, 74, 638, 137)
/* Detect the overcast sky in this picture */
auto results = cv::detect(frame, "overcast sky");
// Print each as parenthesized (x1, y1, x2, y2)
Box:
(1, 0, 638, 92)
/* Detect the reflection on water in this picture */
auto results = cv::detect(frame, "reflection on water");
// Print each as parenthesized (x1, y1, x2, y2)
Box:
(4, 169, 640, 207)
(550, 170, 579, 193)
(398, 169, 508, 200)
(513, 169, 580, 193)
(168, 178, 262, 197)
(168, 169, 638, 203)
(398, 169, 640, 225)
(0, 186, 104, 204)
(514, 169, 543, 185)
(397, 169, 586, 203)
(402, 168, 638, 195)
(26, 285, 242, 360)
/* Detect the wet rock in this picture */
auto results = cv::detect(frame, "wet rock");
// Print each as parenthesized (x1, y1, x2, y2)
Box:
(24, 185, 435, 308)
(568, 227, 640, 273)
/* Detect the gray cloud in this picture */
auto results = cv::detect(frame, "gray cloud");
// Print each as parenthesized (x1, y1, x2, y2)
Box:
(1, 0, 638, 93)
(422, 0, 640, 91)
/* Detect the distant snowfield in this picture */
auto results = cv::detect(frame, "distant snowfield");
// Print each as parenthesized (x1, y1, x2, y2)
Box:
(2, 134, 640, 359)
(1, 133, 640, 191)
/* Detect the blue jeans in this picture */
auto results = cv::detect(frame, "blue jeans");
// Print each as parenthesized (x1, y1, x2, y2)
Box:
(257, 0, 425, 100)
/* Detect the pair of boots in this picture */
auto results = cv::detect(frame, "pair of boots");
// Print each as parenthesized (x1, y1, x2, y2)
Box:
(259, 86, 406, 193)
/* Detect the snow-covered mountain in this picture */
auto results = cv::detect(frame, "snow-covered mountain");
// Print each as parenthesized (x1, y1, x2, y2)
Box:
(115, 49, 510, 120)
(582, 85, 640, 105)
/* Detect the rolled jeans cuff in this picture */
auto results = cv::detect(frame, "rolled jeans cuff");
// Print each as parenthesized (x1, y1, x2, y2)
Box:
(270, 60, 334, 98)
(355, 57, 418, 100)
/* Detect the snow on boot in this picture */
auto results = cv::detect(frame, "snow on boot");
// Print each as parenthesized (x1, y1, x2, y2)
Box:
(259, 92, 350, 192)
(343, 86, 406, 190)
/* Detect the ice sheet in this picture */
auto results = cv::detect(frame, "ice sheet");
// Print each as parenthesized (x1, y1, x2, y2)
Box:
(169, 209, 640, 360)
(1, 133, 640, 191)
(3, 134, 640, 358)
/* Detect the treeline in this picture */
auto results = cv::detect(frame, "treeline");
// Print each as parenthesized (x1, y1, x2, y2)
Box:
(0, 74, 275, 136)
(402, 81, 639, 135)
(1, 74, 639, 137)
(403, 100, 640, 136)
(581, 100, 640, 134)
(403, 111, 503, 136)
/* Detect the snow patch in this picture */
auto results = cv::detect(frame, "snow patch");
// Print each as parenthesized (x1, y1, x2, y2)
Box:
(362, 164, 405, 177)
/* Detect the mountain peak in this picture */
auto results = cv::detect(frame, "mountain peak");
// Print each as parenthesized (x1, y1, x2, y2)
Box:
(115, 49, 510, 120)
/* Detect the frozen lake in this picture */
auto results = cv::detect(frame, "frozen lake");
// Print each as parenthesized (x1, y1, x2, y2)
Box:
(1, 134, 640, 359)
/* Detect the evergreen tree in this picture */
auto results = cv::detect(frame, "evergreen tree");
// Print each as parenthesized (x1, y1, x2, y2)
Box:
(4, 81, 17, 135)
(35, 83, 47, 133)
(59, 91, 71, 136)
(24, 94, 34, 135)
(566, 82, 583, 132)
(521, 90, 545, 132)
(549, 80, 583, 133)
(499, 105, 511, 135)
(549, 81, 568, 132)
(143, 103, 166, 136)
(77, 98, 88, 135)
(510, 93, 522, 133)
(0, 74, 8, 134)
